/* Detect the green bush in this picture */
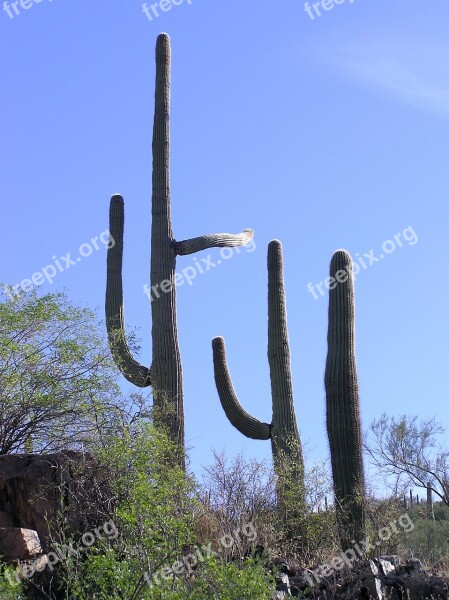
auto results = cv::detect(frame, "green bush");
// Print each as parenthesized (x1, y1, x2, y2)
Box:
(0, 565, 26, 599)
(35, 420, 276, 599)
(399, 516, 449, 564)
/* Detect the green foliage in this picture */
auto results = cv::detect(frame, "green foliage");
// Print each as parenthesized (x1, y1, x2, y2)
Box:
(0, 565, 26, 599)
(105, 420, 198, 563)
(432, 502, 449, 521)
(68, 549, 136, 599)
(0, 286, 130, 454)
(274, 448, 337, 563)
(366, 413, 449, 505)
(70, 552, 275, 599)
(40, 421, 276, 599)
(172, 555, 276, 600)
(397, 503, 449, 564)
(72, 421, 196, 597)
(400, 517, 449, 564)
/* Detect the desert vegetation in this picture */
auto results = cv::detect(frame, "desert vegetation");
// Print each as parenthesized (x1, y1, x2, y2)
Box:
(0, 287, 448, 598)
(1, 28, 448, 600)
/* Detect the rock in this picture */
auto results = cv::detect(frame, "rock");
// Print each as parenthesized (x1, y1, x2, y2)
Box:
(393, 558, 423, 577)
(23, 554, 48, 576)
(0, 527, 42, 561)
(374, 554, 399, 576)
(0, 510, 15, 527)
(291, 557, 449, 600)
(290, 570, 316, 595)
(272, 557, 296, 576)
(0, 450, 111, 552)
(362, 559, 388, 600)
(275, 572, 291, 595)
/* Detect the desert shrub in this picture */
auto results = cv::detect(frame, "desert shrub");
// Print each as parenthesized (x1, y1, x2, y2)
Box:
(0, 565, 26, 599)
(398, 506, 449, 564)
(199, 451, 277, 560)
(27, 422, 276, 599)
(273, 449, 337, 566)
(200, 448, 339, 568)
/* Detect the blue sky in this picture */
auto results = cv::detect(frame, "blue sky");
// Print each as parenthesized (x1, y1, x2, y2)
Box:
(1, 0, 448, 494)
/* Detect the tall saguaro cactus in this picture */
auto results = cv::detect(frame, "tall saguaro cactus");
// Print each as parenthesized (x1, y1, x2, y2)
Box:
(325, 250, 365, 549)
(212, 240, 305, 511)
(106, 33, 253, 460)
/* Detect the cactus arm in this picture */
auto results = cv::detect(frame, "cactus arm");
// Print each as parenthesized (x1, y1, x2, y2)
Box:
(106, 195, 152, 387)
(212, 337, 271, 440)
(173, 229, 254, 256)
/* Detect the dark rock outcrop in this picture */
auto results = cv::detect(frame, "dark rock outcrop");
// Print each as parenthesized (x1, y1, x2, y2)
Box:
(0, 451, 111, 555)
(271, 555, 449, 599)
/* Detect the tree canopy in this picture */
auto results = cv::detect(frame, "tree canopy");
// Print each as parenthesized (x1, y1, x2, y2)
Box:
(0, 286, 142, 454)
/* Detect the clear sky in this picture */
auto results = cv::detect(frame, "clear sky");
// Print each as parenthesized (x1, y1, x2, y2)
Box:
(1, 0, 448, 491)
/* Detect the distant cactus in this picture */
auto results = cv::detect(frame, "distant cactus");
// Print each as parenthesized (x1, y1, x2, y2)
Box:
(106, 33, 253, 463)
(325, 249, 365, 548)
(427, 482, 434, 520)
(212, 240, 305, 511)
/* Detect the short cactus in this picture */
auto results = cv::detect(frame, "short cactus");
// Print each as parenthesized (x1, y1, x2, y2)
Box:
(106, 33, 253, 461)
(212, 240, 305, 509)
(325, 249, 365, 548)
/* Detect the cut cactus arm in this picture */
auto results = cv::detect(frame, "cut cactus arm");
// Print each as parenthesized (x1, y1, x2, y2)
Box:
(212, 337, 271, 440)
(106, 195, 152, 388)
(173, 229, 254, 256)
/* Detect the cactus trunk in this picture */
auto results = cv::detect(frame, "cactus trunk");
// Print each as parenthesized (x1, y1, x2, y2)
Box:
(150, 34, 184, 446)
(267, 242, 303, 485)
(213, 240, 305, 518)
(105, 33, 254, 466)
(325, 250, 365, 549)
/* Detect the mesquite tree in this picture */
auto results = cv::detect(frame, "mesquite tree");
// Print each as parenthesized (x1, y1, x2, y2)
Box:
(0, 287, 127, 455)
(106, 33, 253, 461)
(325, 249, 365, 549)
(212, 240, 305, 518)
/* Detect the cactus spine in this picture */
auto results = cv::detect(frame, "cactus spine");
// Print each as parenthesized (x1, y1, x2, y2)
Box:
(325, 249, 365, 548)
(106, 33, 253, 462)
(212, 240, 305, 511)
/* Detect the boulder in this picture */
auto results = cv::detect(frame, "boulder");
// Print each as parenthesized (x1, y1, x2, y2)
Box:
(271, 555, 449, 599)
(0, 450, 111, 552)
(275, 573, 291, 595)
(0, 527, 42, 561)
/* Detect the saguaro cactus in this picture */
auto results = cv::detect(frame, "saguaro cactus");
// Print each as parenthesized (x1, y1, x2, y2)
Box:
(427, 482, 434, 520)
(106, 33, 253, 459)
(325, 249, 365, 548)
(212, 240, 305, 509)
